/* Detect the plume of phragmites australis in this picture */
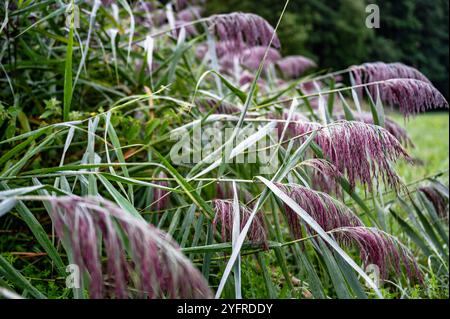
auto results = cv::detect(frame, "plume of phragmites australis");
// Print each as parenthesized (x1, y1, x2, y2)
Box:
(51, 196, 212, 299)
(212, 199, 268, 249)
(280, 115, 412, 192)
(177, 6, 203, 22)
(276, 55, 317, 79)
(277, 184, 422, 282)
(338, 227, 422, 282)
(334, 112, 413, 147)
(351, 62, 432, 86)
(240, 46, 282, 71)
(277, 184, 363, 240)
(378, 79, 449, 117)
(350, 62, 448, 116)
(207, 13, 280, 53)
(419, 185, 449, 218)
(300, 158, 343, 196)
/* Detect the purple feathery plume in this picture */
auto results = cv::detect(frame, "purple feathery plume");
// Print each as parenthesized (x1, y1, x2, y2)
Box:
(212, 199, 268, 249)
(240, 46, 282, 71)
(51, 196, 212, 299)
(276, 56, 317, 79)
(301, 159, 343, 196)
(278, 185, 422, 282)
(207, 13, 280, 53)
(151, 172, 170, 211)
(335, 112, 413, 146)
(278, 184, 363, 240)
(177, 6, 203, 22)
(280, 116, 412, 191)
(318, 121, 411, 191)
(378, 79, 449, 117)
(351, 62, 432, 87)
(218, 52, 238, 75)
(337, 227, 422, 282)
(419, 186, 449, 218)
(197, 98, 242, 114)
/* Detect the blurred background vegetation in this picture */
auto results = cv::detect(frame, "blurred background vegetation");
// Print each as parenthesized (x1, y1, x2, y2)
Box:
(206, 0, 449, 99)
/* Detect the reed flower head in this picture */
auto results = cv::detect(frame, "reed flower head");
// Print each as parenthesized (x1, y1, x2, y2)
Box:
(207, 13, 280, 52)
(338, 227, 422, 282)
(212, 199, 268, 249)
(419, 185, 448, 218)
(378, 79, 449, 117)
(276, 56, 317, 79)
(335, 112, 413, 146)
(51, 196, 212, 299)
(240, 46, 282, 71)
(279, 184, 363, 239)
(278, 185, 422, 282)
(300, 159, 343, 196)
(177, 6, 203, 22)
(282, 116, 411, 191)
(351, 62, 432, 86)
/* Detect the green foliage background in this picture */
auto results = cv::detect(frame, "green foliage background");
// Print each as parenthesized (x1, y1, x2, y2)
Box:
(206, 0, 450, 98)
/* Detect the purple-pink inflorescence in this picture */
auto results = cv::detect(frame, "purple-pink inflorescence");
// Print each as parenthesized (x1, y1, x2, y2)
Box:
(207, 13, 280, 53)
(51, 196, 212, 299)
(378, 79, 449, 117)
(212, 199, 268, 249)
(280, 116, 412, 191)
(276, 55, 317, 79)
(278, 184, 363, 240)
(338, 227, 423, 282)
(301, 158, 343, 196)
(278, 184, 422, 282)
(240, 46, 282, 71)
(351, 62, 432, 86)
(177, 6, 203, 22)
(335, 112, 413, 146)
(419, 185, 449, 218)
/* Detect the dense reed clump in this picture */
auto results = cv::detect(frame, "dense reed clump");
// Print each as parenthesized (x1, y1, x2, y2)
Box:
(1, 0, 448, 301)
(51, 196, 212, 299)
(212, 199, 268, 249)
